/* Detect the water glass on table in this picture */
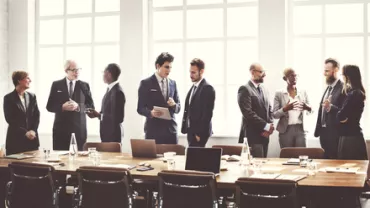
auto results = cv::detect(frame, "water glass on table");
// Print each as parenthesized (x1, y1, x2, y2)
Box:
(91, 153, 101, 166)
(88, 147, 97, 160)
(299, 155, 308, 168)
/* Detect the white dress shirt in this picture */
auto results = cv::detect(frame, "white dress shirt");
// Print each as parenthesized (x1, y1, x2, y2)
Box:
(189, 78, 203, 104)
(286, 90, 303, 125)
(155, 72, 168, 99)
(66, 78, 77, 96)
(107, 80, 119, 92)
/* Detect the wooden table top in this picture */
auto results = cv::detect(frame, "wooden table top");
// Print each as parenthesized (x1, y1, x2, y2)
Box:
(1, 151, 368, 189)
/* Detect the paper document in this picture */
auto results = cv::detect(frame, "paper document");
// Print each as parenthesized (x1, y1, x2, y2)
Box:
(153, 106, 171, 120)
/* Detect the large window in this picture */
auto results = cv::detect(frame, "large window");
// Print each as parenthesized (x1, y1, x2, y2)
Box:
(36, 0, 120, 135)
(288, 0, 370, 137)
(149, 0, 258, 136)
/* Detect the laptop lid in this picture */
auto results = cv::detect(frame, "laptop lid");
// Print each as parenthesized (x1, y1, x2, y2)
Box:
(185, 147, 222, 174)
(130, 139, 157, 158)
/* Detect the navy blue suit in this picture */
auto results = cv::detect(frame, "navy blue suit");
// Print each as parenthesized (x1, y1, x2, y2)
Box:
(137, 74, 181, 144)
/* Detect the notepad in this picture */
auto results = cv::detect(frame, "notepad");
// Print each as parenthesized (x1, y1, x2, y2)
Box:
(325, 167, 360, 174)
(5, 154, 35, 160)
(276, 174, 307, 181)
(99, 164, 136, 170)
(249, 173, 280, 179)
(221, 155, 241, 161)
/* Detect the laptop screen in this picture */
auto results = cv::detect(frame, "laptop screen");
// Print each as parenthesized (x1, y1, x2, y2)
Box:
(185, 147, 222, 174)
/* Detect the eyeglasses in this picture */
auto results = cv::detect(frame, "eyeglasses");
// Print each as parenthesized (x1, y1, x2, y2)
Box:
(253, 69, 265, 74)
(287, 74, 298, 78)
(68, 68, 82, 72)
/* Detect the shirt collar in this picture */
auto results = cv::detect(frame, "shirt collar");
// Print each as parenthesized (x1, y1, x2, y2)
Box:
(250, 79, 260, 88)
(155, 72, 166, 83)
(329, 79, 339, 88)
(66, 77, 77, 85)
(193, 78, 204, 88)
(108, 80, 119, 91)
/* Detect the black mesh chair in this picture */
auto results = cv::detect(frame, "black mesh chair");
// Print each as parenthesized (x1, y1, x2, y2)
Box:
(158, 170, 218, 208)
(6, 162, 62, 208)
(73, 166, 135, 208)
(236, 177, 298, 208)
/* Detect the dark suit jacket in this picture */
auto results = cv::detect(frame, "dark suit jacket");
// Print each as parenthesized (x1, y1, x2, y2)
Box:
(137, 74, 181, 141)
(3, 90, 40, 155)
(314, 80, 345, 138)
(100, 83, 125, 142)
(238, 81, 273, 144)
(46, 78, 94, 150)
(181, 79, 215, 139)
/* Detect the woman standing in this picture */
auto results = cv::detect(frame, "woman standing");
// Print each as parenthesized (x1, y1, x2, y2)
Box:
(273, 68, 312, 148)
(337, 65, 367, 160)
(3, 71, 40, 155)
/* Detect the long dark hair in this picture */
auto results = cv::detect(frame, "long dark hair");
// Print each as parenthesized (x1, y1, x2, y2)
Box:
(342, 65, 366, 100)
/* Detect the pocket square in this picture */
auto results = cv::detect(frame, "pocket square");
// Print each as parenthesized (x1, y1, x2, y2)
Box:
(57, 90, 62, 92)
(150, 89, 157, 92)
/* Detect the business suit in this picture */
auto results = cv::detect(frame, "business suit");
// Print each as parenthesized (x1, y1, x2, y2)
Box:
(238, 80, 273, 157)
(273, 88, 311, 148)
(337, 89, 367, 160)
(181, 79, 215, 147)
(3, 90, 40, 155)
(314, 80, 345, 159)
(100, 83, 125, 142)
(46, 78, 94, 151)
(137, 74, 181, 144)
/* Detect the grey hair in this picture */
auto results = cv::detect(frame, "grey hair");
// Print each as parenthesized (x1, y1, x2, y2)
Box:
(64, 60, 75, 70)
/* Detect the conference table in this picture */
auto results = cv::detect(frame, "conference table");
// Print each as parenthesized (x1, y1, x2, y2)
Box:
(0, 150, 368, 207)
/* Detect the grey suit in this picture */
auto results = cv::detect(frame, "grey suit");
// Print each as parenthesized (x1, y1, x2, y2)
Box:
(238, 80, 273, 157)
(272, 88, 311, 148)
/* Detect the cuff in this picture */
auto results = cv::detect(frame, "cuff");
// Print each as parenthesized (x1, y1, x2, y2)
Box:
(264, 123, 271, 131)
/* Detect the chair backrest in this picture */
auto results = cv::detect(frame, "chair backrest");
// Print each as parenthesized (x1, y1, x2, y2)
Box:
(158, 170, 218, 208)
(76, 166, 134, 208)
(156, 144, 186, 155)
(212, 145, 242, 156)
(7, 162, 58, 208)
(236, 177, 298, 208)
(83, 142, 121, 152)
(279, 147, 325, 159)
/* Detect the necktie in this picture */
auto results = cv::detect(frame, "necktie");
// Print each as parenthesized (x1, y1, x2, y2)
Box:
(189, 85, 197, 104)
(161, 79, 166, 100)
(321, 86, 333, 126)
(257, 85, 264, 101)
(69, 81, 73, 98)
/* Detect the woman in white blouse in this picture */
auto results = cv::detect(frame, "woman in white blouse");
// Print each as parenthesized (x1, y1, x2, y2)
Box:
(272, 68, 312, 148)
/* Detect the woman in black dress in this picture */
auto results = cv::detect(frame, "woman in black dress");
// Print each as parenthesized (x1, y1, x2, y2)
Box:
(3, 71, 40, 155)
(337, 65, 367, 160)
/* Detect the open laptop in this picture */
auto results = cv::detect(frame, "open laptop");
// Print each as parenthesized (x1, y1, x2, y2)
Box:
(185, 147, 222, 175)
(130, 139, 157, 158)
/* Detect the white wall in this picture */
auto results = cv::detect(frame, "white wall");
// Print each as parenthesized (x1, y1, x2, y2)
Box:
(0, 0, 8, 145)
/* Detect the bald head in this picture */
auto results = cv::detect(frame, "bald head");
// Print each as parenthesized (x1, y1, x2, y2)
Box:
(250, 63, 265, 83)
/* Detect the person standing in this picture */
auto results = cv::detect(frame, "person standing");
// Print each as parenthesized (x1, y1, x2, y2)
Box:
(273, 68, 312, 148)
(137, 52, 181, 144)
(4, 71, 40, 155)
(314, 58, 345, 159)
(181, 58, 215, 147)
(46, 60, 94, 150)
(336, 65, 367, 160)
(238, 63, 274, 158)
(87, 63, 125, 142)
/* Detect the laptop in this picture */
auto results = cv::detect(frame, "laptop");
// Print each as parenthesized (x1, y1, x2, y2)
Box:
(130, 139, 157, 158)
(185, 147, 222, 175)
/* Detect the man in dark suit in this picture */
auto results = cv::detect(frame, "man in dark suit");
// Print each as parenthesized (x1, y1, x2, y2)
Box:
(87, 63, 125, 142)
(46, 60, 94, 151)
(314, 58, 345, 159)
(181, 58, 215, 147)
(137, 52, 181, 144)
(238, 63, 274, 158)
(4, 71, 40, 155)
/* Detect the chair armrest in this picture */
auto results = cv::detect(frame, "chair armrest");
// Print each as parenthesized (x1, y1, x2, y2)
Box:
(72, 187, 81, 208)
(53, 186, 63, 208)
(5, 181, 12, 207)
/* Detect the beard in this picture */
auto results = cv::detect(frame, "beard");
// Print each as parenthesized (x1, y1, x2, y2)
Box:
(326, 75, 335, 85)
(254, 77, 264, 83)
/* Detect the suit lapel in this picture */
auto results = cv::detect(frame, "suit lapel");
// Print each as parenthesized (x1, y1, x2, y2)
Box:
(62, 78, 69, 99)
(13, 90, 26, 113)
(24, 92, 30, 113)
(248, 81, 267, 111)
(190, 79, 206, 107)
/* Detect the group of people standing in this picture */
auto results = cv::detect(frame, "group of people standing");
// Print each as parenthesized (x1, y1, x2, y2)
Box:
(3, 53, 368, 161)
(239, 58, 367, 160)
